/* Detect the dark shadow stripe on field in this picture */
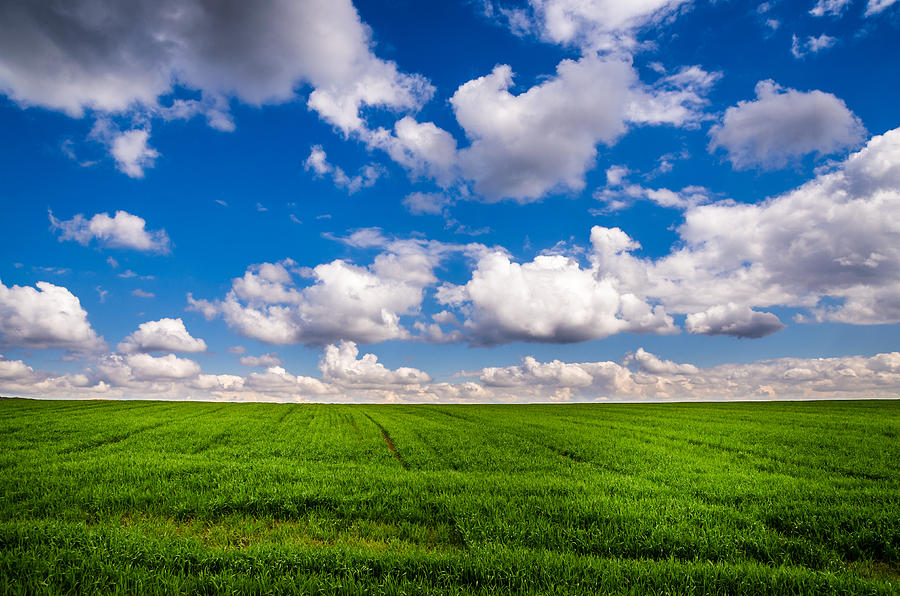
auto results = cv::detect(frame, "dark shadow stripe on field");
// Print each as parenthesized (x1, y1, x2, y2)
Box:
(362, 413, 409, 470)
(191, 431, 229, 455)
(59, 420, 173, 454)
(58, 405, 229, 455)
(275, 406, 295, 425)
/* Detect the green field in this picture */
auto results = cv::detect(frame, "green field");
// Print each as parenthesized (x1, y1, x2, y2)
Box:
(1, 399, 898, 594)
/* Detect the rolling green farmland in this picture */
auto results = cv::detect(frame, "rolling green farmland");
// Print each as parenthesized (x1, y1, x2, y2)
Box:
(1, 399, 898, 594)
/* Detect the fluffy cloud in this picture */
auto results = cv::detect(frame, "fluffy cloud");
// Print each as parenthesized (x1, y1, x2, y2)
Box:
(437, 250, 676, 345)
(431, 55, 718, 203)
(685, 304, 785, 339)
(587, 127, 900, 326)
(117, 318, 207, 354)
(708, 80, 865, 170)
(0, 356, 34, 380)
(451, 56, 631, 201)
(463, 350, 900, 401)
(109, 129, 159, 178)
(319, 341, 431, 385)
(626, 348, 699, 375)
(3, 346, 900, 402)
(124, 353, 201, 381)
(370, 117, 460, 187)
(492, 0, 690, 50)
(50, 210, 170, 253)
(188, 241, 472, 346)
(0, 279, 104, 351)
(0, 0, 431, 170)
(434, 126, 900, 341)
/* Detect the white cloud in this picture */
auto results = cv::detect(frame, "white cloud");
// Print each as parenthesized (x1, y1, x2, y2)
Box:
(450, 56, 632, 202)
(319, 341, 431, 385)
(605, 165, 630, 186)
(132, 289, 155, 299)
(239, 353, 282, 367)
(432, 55, 719, 203)
(0, 356, 34, 380)
(593, 127, 900, 325)
(117, 318, 207, 354)
(435, 127, 900, 340)
(495, 0, 690, 51)
(595, 183, 712, 211)
(436, 250, 676, 345)
(463, 350, 900, 401)
(810, 0, 853, 16)
(110, 129, 159, 178)
(709, 80, 865, 170)
(0, 0, 433, 176)
(124, 353, 201, 381)
(626, 347, 699, 375)
(243, 366, 331, 397)
(188, 241, 459, 346)
(50, 210, 170, 253)
(866, 0, 898, 15)
(0, 279, 104, 351)
(791, 34, 837, 58)
(3, 344, 900, 402)
(685, 304, 785, 338)
(304, 145, 383, 193)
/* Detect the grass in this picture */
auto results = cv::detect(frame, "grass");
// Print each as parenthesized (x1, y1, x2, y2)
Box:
(0, 398, 897, 594)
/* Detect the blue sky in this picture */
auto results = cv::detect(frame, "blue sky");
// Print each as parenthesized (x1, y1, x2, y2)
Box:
(1, 0, 900, 402)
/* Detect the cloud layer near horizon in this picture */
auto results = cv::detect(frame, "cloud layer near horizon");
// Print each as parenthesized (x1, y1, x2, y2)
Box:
(2, 344, 899, 403)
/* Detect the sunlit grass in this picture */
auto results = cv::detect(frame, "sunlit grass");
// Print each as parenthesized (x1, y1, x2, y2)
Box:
(1, 399, 897, 594)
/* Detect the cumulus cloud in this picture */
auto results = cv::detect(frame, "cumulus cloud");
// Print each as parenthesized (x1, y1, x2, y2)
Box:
(3, 345, 900, 402)
(436, 250, 676, 345)
(427, 55, 719, 203)
(685, 304, 785, 338)
(369, 116, 460, 187)
(124, 353, 202, 381)
(462, 350, 900, 401)
(0, 279, 105, 352)
(319, 341, 431, 385)
(490, 0, 690, 50)
(626, 347, 699, 375)
(0, 0, 432, 173)
(188, 240, 476, 346)
(434, 126, 900, 340)
(584, 127, 900, 327)
(117, 318, 207, 353)
(304, 145, 383, 193)
(50, 210, 170, 253)
(109, 129, 159, 178)
(708, 80, 865, 170)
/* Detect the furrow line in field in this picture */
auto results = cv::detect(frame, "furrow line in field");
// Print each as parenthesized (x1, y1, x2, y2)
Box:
(191, 430, 229, 454)
(275, 406, 295, 425)
(362, 413, 409, 470)
(59, 420, 173, 454)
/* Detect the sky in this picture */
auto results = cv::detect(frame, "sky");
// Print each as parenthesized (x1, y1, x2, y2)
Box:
(1, 0, 900, 403)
